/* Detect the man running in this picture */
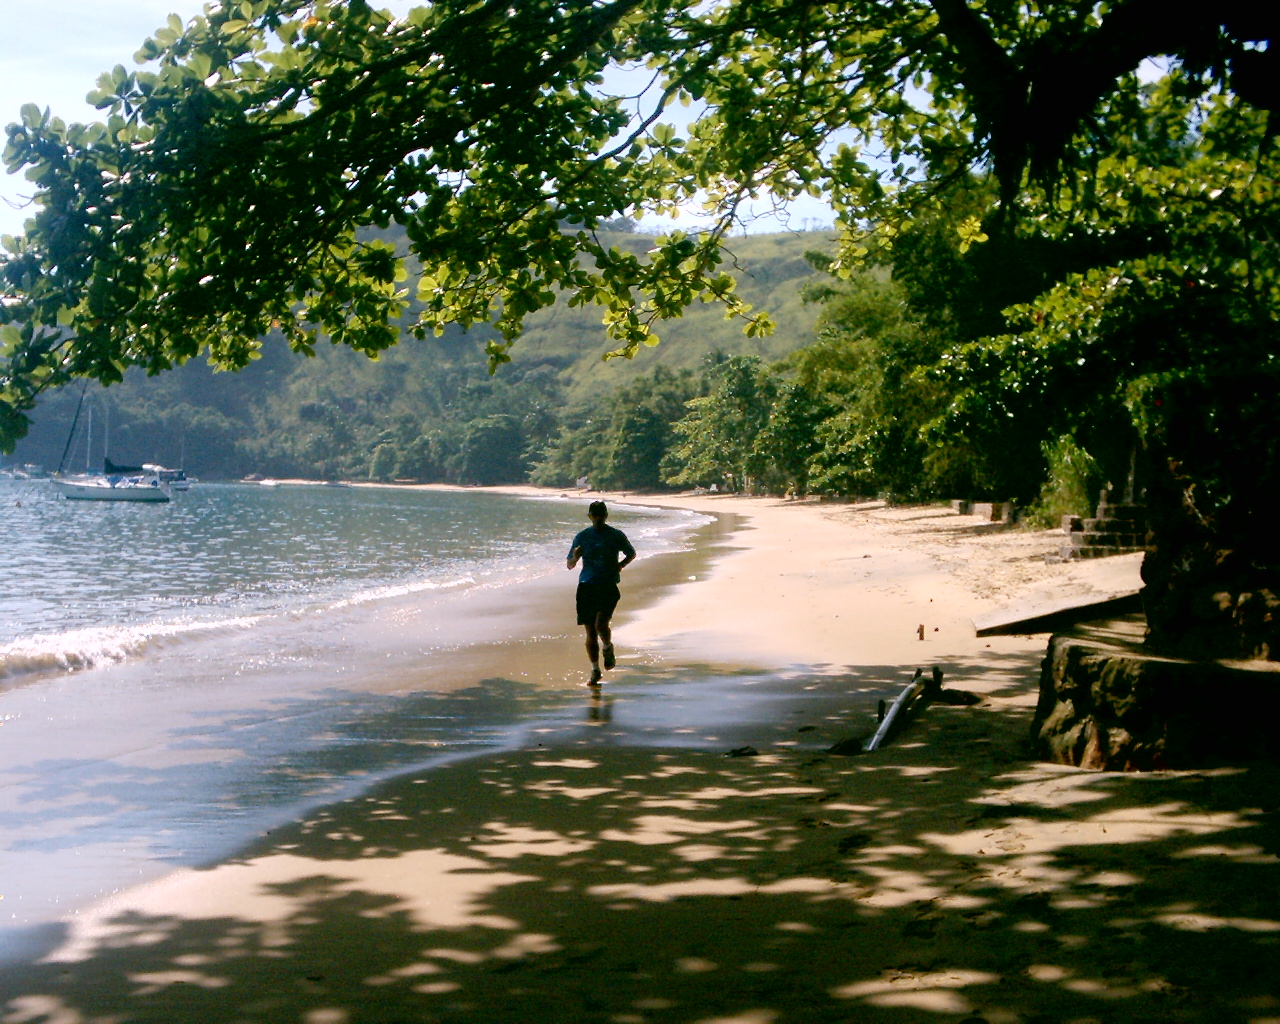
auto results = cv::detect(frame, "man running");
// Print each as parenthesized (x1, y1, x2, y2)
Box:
(567, 500, 636, 685)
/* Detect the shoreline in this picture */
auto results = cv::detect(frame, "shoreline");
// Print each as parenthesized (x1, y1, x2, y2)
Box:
(0, 490, 726, 958)
(4, 490, 1276, 1024)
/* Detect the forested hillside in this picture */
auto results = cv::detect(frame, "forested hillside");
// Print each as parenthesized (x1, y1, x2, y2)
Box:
(6, 227, 831, 482)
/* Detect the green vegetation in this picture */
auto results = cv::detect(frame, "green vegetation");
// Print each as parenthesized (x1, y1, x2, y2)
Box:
(9, 228, 830, 482)
(2, 1, 1276, 658)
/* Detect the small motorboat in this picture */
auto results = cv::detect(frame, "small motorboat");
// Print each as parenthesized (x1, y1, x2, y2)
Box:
(143, 463, 191, 491)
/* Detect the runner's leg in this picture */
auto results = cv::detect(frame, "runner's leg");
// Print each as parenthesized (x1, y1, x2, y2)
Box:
(598, 614, 614, 670)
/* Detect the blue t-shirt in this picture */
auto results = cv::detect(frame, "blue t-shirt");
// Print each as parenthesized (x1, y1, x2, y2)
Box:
(569, 524, 635, 585)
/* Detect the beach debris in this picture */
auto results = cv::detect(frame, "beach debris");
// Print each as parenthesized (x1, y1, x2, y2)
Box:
(797, 725, 816, 733)
(917, 624, 925, 639)
(834, 666, 972, 756)
(726, 745, 759, 757)
(865, 668, 926, 752)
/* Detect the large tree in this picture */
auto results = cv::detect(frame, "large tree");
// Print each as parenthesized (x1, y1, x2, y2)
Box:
(3, 0, 1277, 655)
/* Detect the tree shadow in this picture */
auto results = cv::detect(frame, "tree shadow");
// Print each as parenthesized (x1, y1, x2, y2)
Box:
(4, 651, 1275, 1023)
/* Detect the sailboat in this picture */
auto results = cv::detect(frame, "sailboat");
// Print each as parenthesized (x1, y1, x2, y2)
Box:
(53, 461, 172, 503)
(50, 399, 171, 503)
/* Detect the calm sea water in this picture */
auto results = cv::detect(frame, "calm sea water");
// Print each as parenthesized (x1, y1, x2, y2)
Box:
(0, 480, 704, 683)
(0, 480, 715, 951)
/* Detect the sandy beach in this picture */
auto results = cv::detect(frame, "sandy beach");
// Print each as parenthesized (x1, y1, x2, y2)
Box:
(2, 491, 1277, 1024)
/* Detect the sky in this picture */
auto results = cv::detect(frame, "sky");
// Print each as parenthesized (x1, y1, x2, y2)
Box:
(0, 1, 834, 242)
(0, 2, 198, 238)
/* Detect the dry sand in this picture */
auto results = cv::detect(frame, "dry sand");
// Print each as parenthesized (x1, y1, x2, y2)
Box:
(2, 493, 1278, 1024)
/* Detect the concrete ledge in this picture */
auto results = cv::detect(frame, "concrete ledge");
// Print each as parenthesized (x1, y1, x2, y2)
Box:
(973, 591, 1142, 636)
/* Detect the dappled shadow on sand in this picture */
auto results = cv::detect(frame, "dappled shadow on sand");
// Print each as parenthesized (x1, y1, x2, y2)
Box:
(3, 664, 1278, 1024)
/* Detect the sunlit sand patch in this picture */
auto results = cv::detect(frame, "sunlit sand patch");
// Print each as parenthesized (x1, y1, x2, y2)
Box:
(42, 850, 536, 964)
(638, 797, 721, 810)
(471, 822, 597, 857)
(1027, 964, 1184, 1001)
(817, 801, 880, 814)
(1082, 870, 1141, 886)
(672, 843, 729, 862)
(757, 878, 837, 896)
(676, 785, 827, 800)
(1061, 976, 1143, 998)
(601, 815, 759, 845)
(1155, 911, 1280, 933)
(641, 782, 825, 811)
(304, 1010, 350, 1024)
(590, 877, 755, 902)
(690, 1010, 777, 1024)
(524, 780, 618, 800)
(922, 800, 1247, 861)
(588, 875, 835, 903)
(490, 932, 560, 958)
(1, 995, 94, 1023)
(364, 959, 445, 985)
(831, 968, 998, 1013)
(982, 853, 1077, 892)
(531, 758, 599, 769)
(423, 947, 486, 964)
(848, 843, 929, 863)
(971, 767, 1116, 808)
(837, 866, 946, 908)
(933, 893, 987, 910)
(775, 920, 818, 933)
(128, 969, 231, 995)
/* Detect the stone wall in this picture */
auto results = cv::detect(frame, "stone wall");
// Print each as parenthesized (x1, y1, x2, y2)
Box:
(1031, 616, 1280, 769)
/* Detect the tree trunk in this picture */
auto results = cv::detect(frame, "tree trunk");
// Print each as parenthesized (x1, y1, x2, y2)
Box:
(1141, 444, 1279, 662)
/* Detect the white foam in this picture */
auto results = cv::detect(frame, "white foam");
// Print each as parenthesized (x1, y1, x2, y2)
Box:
(0, 616, 262, 684)
(326, 575, 478, 610)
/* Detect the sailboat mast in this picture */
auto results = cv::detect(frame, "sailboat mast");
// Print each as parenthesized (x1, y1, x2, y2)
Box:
(85, 406, 93, 473)
(56, 381, 90, 476)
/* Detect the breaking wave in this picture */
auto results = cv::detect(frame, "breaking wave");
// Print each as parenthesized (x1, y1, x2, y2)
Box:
(0, 616, 263, 685)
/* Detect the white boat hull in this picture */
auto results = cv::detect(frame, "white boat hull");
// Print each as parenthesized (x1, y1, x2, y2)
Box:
(53, 477, 171, 503)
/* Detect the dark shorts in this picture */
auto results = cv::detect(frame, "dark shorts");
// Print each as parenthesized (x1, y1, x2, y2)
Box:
(576, 582, 621, 626)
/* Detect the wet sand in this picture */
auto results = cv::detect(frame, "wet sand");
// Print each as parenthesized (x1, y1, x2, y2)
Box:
(3, 493, 1278, 1024)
